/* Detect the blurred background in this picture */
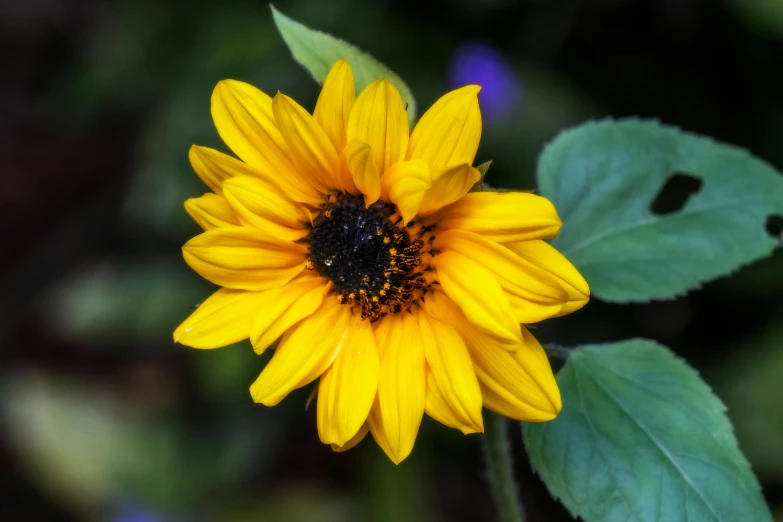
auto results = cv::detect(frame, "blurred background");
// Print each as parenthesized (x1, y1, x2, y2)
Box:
(2, 0, 783, 520)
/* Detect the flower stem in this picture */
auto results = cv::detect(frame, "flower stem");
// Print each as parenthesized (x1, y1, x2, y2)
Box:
(482, 411, 525, 522)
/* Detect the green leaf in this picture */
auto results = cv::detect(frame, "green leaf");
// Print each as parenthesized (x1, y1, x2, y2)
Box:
(524, 339, 771, 522)
(271, 5, 417, 124)
(537, 119, 783, 302)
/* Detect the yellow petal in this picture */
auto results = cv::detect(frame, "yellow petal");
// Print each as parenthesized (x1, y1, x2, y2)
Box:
(419, 310, 483, 434)
(380, 160, 431, 224)
(431, 252, 521, 345)
(250, 297, 352, 406)
(182, 226, 307, 291)
(173, 288, 266, 349)
(335, 152, 359, 195)
(347, 79, 409, 175)
(222, 176, 309, 241)
(272, 92, 341, 191)
(314, 59, 356, 151)
(474, 326, 561, 421)
(331, 422, 369, 453)
(184, 193, 239, 230)
(424, 371, 467, 432)
(368, 312, 426, 464)
(317, 319, 379, 446)
(210, 80, 322, 201)
(426, 192, 562, 242)
(188, 146, 251, 195)
(422, 290, 560, 420)
(344, 139, 380, 206)
(417, 163, 481, 216)
(435, 229, 567, 323)
(420, 290, 514, 353)
(505, 240, 590, 316)
(189, 145, 320, 206)
(368, 398, 393, 460)
(249, 276, 331, 354)
(407, 85, 481, 170)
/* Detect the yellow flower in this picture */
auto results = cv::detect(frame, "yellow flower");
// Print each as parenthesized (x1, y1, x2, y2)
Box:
(174, 60, 589, 464)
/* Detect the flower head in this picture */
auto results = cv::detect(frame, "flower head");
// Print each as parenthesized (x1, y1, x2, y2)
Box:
(174, 60, 589, 463)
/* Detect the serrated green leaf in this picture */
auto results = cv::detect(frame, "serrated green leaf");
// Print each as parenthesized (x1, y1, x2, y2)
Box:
(524, 339, 771, 522)
(537, 119, 783, 302)
(271, 5, 416, 124)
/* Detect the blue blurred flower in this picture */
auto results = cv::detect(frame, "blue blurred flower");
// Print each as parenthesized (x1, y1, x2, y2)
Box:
(449, 43, 522, 123)
(113, 505, 164, 522)
(114, 503, 203, 522)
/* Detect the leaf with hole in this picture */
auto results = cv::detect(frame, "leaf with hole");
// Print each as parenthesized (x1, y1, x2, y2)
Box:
(537, 119, 783, 302)
(524, 339, 771, 522)
(271, 5, 416, 124)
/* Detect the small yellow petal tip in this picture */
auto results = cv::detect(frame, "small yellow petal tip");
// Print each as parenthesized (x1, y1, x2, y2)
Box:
(326, 58, 351, 74)
(271, 90, 287, 105)
(446, 84, 481, 97)
(386, 452, 405, 465)
(249, 382, 267, 405)
(364, 194, 380, 208)
(214, 79, 238, 94)
(536, 387, 562, 421)
(364, 77, 397, 95)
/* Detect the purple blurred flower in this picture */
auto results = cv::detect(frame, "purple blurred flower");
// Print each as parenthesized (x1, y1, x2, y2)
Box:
(449, 43, 522, 123)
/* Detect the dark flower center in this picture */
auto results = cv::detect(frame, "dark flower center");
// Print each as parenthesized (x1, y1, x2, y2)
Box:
(307, 194, 433, 321)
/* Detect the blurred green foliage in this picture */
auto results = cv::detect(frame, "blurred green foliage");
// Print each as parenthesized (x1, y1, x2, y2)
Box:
(729, 0, 783, 37)
(712, 319, 783, 484)
(44, 261, 210, 346)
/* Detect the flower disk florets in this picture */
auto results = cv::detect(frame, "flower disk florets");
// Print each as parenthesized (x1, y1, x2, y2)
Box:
(307, 194, 432, 321)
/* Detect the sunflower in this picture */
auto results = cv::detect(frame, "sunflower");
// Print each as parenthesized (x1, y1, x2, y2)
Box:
(174, 60, 589, 464)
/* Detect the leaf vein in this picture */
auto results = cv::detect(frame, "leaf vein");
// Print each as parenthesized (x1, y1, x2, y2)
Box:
(581, 368, 723, 522)
(573, 365, 645, 522)
(560, 198, 771, 257)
